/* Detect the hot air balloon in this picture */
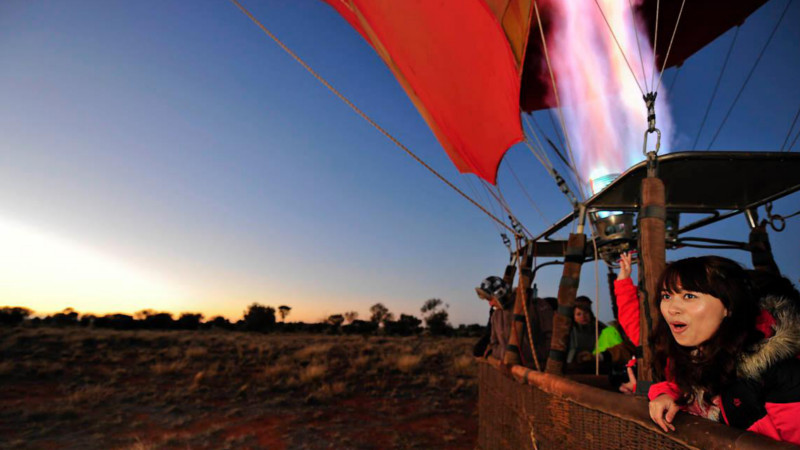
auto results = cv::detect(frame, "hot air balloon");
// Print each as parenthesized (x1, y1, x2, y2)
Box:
(235, 0, 800, 447)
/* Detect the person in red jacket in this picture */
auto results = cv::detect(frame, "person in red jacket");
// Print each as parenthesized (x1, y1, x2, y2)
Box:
(621, 255, 800, 445)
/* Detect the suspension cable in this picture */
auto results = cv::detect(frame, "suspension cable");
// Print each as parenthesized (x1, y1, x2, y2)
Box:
(482, 179, 535, 239)
(592, 232, 601, 376)
(522, 114, 556, 171)
(788, 128, 800, 152)
(533, 0, 585, 201)
(653, 0, 686, 94)
(475, 177, 511, 233)
(781, 104, 800, 151)
(593, 0, 646, 96)
(462, 175, 506, 237)
(650, 0, 660, 90)
(525, 114, 581, 192)
(516, 237, 541, 372)
(519, 131, 581, 211)
(692, 27, 740, 149)
(628, 0, 649, 92)
(229, 0, 518, 236)
(707, 0, 791, 149)
(666, 66, 681, 94)
(547, 109, 568, 165)
(506, 164, 551, 229)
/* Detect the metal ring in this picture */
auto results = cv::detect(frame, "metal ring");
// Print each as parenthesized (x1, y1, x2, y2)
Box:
(770, 215, 786, 232)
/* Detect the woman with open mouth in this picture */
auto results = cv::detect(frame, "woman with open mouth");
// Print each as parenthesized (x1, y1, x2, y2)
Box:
(639, 255, 800, 445)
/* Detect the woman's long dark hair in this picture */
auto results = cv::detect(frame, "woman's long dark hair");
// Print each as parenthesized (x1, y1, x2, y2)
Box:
(651, 256, 761, 405)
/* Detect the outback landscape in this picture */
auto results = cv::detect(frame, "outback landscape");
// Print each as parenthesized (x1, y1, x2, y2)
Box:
(0, 326, 479, 449)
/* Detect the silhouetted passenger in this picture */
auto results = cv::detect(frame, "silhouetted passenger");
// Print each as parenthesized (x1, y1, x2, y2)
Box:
(476, 277, 554, 369)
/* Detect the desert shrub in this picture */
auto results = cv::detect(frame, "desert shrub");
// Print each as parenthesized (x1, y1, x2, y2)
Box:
(185, 346, 208, 359)
(396, 354, 423, 373)
(342, 319, 378, 335)
(0, 307, 33, 326)
(151, 360, 188, 375)
(299, 363, 327, 384)
(293, 343, 333, 360)
(451, 355, 475, 377)
(384, 314, 422, 336)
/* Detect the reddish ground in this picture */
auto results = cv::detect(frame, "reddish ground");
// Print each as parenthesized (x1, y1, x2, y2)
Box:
(0, 328, 478, 449)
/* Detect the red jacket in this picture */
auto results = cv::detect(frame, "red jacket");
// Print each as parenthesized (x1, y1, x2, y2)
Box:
(643, 292, 800, 445)
(613, 278, 640, 346)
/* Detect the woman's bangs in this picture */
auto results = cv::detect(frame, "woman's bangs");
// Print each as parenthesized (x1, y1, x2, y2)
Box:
(659, 259, 712, 296)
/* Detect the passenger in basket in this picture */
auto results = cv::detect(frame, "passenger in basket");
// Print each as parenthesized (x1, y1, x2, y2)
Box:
(475, 276, 553, 369)
(643, 256, 800, 445)
(566, 296, 606, 365)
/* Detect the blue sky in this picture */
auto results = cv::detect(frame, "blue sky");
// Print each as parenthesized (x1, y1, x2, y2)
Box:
(1, 0, 798, 324)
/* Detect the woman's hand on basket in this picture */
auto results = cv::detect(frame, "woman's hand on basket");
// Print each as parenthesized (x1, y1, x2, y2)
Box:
(649, 394, 678, 433)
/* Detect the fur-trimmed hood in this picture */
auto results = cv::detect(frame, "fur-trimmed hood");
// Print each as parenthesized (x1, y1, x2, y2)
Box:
(737, 295, 800, 379)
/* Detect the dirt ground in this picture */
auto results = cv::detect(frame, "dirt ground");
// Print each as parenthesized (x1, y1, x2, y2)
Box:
(0, 328, 478, 449)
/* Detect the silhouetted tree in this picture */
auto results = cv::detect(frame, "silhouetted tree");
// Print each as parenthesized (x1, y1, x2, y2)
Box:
(278, 305, 291, 322)
(208, 315, 233, 330)
(369, 303, 394, 325)
(0, 307, 32, 326)
(421, 298, 451, 336)
(342, 319, 378, 335)
(384, 313, 422, 336)
(79, 314, 97, 327)
(94, 314, 135, 330)
(343, 311, 358, 324)
(143, 312, 174, 330)
(50, 307, 79, 327)
(134, 309, 156, 320)
(177, 313, 203, 330)
(244, 303, 276, 332)
(327, 314, 345, 327)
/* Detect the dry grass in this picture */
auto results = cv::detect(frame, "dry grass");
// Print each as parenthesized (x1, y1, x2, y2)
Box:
(396, 354, 423, 373)
(184, 346, 208, 359)
(452, 355, 476, 377)
(299, 363, 328, 384)
(0, 327, 478, 448)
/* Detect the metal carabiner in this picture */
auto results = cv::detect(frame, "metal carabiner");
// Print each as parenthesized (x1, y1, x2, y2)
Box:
(642, 128, 662, 156)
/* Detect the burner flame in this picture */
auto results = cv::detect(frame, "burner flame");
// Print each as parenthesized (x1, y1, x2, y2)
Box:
(544, 0, 673, 187)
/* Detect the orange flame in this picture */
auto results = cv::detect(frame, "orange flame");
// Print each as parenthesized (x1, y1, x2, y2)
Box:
(544, 0, 673, 186)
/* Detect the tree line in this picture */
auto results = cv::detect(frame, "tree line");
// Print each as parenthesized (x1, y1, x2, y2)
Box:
(0, 299, 484, 337)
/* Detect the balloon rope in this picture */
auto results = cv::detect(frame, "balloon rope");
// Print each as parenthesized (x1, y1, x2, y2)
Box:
(706, 0, 791, 149)
(593, 0, 646, 96)
(228, 0, 517, 236)
(653, 0, 687, 94)
(532, 1, 585, 201)
(592, 231, 601, 376)
(506, 164, 551, 229)
(628, 0, 650, 93)
(692, 27, 740, 149)
(781, 105, 800, 151)
(650, 0, 660, 90)
(517, 238, 541, 372)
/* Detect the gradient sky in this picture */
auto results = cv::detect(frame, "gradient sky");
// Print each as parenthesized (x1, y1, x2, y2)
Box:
(1, 0, 799, 325)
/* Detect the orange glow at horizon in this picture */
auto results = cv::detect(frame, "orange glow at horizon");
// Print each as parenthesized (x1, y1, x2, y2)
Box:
(0, 215, 189, 317)
(546, 0, 673, 185)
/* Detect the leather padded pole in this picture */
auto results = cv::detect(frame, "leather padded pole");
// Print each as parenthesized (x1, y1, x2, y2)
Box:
(638, 176, 666, 382)
(504, 247, 533, 367)
(749, 223, 780, 274)
(546, 233, 585, 375)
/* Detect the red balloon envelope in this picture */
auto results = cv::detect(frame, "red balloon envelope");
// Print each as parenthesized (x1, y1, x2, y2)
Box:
(322, 0, 531, 184)
(322, 0, 768, 185)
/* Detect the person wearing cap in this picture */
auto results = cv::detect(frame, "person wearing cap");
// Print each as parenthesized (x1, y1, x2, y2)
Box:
(476, 276, 554, 368)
